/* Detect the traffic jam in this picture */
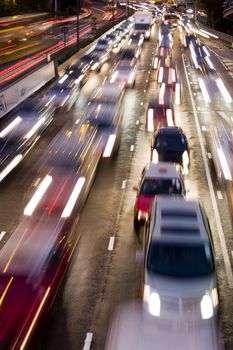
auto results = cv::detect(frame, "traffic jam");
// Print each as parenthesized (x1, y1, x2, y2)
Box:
(0, 4, 233, 349)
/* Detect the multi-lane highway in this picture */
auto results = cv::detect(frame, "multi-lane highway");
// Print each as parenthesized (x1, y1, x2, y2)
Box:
(0, 9, 233, 350)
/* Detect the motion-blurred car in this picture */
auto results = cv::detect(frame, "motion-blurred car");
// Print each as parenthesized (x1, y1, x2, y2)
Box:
(48, 74, 80, 111)
(128, 32, 144, 47)
(110, 60, 137, 87)
(95, 38, 113, 53)
(84, 82, 125, 157)
(209, 117, 233, 186)
(152, 45, 172, 70)
(118, 45, 140, 63)
(141, 197, 218, 326)
(189, 40, 215, 73)
(157, 64, 181, 104)
(151, 127, 190, 174)
(159, 32, 173, 48)
(0, 96, 55, 182)
(105, 300, 224, 350)
(133, 162, 185, 229)
(146, 93, 175, 132)
(65, 64, 88, 86)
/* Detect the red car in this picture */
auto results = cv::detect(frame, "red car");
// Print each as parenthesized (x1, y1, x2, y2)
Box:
(133, 162, 185, 230)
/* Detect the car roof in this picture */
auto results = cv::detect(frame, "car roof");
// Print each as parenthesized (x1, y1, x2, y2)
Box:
(144, 162, 181, 179)
(151, 197, 208, 244)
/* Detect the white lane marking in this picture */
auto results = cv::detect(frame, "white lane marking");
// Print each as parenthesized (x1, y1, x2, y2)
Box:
(130, 145, 134, 152)
(0, 231, 6, 242)
(33, 178, 41, 187)
(122, 180, 126, 189)
(217, 191, 223, 200)
(140, 102, 144, 106)
(144, 89, 146, 93)
(207, 152, 212, 159)
(108, 237, 115, 251)
(83, 332, 93, 350)
(136, 120, 139, 125)
(182, 53, 233, 288)
(202, 125, 207, 131)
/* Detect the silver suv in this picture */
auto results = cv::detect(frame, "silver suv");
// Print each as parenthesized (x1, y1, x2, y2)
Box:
(141, 197, 218, 322)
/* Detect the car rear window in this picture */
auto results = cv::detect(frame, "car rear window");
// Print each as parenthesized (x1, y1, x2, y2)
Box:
(147, 242, 214, 277)
(140, 178, 183, 195)
(154, 133, 187, 150)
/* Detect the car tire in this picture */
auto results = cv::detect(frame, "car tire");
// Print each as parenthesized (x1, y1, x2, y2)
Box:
(134, 217, 140, 232)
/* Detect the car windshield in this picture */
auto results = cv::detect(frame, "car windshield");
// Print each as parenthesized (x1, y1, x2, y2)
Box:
(140, 178, 183, 195)
(154, 133, 187, 150)
(147, 242, 214, 277)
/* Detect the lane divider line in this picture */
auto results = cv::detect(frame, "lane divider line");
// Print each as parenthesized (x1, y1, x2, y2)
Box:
(108, 237, 115, 251)
(83, 332, 93, 350)
(0, 231, 6, 242)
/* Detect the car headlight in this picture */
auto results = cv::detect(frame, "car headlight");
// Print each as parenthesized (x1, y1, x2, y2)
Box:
(143, 285, 161, 317)
(152, 149, 158, 163)
(182, 150, 189, 174)
(200, 294, 213, 319)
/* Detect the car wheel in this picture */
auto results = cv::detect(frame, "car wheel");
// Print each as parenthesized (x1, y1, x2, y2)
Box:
(134, 217, 140, 232)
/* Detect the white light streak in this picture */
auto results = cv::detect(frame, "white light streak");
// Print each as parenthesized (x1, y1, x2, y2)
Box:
(61, 177, 86, 218)
(166, 109, 174, 126)
(24, 175, 52, 216)
(24, 117, 46, 140)
(216, 78, 232, 103)
(0, 117, 22, 138)
(103, 134, 116, 157)
(0, 154, 23, 183)
(58, 74, 69, 84)
(147, 109, 154, 132)
(198, 77, 211, 103)
(217, 147, 232, 180)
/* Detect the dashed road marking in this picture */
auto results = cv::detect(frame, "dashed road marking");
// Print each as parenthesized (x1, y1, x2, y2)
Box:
(130, 145, 134, 152)
(0, 231, 6, 242)
(136, 120, 139, 125)
(83, 333, 93, 350)
(202, 125, 207, 131)
(207, 152, 212, 159)
(217, 191, 223, 200)
(122, 180, 126, 189)
(33, 178, 41, 187)
(108, 237, 115, 251)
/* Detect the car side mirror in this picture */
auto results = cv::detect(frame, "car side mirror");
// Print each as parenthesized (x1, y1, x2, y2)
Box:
(135, 250, 144, 265)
